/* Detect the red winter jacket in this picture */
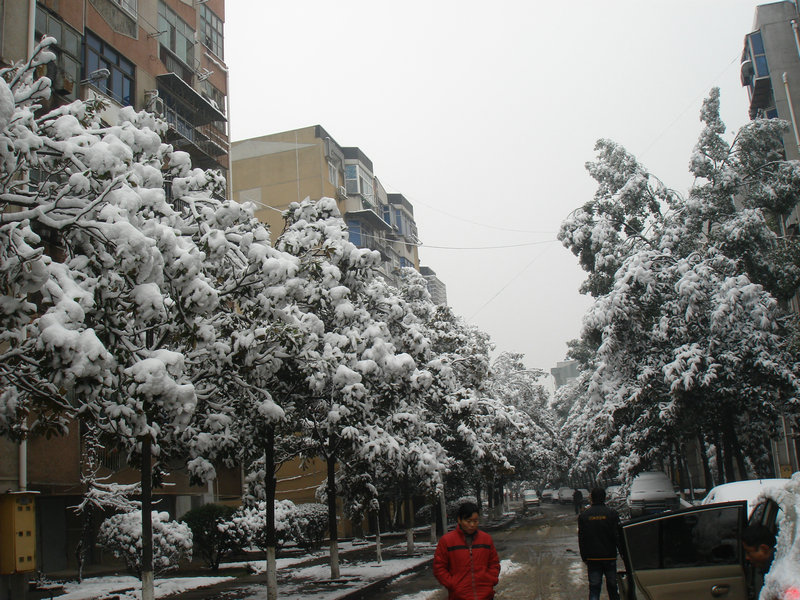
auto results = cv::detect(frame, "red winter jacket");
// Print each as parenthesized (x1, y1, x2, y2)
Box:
(433, 526, 500, 600)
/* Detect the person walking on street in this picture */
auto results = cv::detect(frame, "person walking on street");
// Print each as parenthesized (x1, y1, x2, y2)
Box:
(573, 488, 584, 514)
(433, 501, 501, 600)
(578, 487, 620, 600)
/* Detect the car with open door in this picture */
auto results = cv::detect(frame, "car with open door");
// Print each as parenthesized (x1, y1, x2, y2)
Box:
(618, 500, 748, 599)
(617, 474, 800, 600)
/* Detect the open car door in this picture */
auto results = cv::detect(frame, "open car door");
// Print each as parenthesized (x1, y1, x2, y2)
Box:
(618, 501, 748, 600)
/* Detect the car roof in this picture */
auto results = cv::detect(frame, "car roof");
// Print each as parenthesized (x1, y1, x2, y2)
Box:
(701, 478, 790, 515)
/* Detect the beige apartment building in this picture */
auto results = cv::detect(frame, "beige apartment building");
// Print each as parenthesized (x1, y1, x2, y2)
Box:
(231, 125, 421, 287)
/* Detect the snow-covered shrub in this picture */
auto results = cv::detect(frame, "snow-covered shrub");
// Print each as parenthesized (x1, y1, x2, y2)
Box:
(292, 503, 327, 551)
(180, 504, 241, 571)
(97, 511, 192, 575)
(228, 500, 297, 552)
(415, 504, 433, 525)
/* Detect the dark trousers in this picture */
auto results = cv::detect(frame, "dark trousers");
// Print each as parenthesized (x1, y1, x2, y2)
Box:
(587, 559, 620, 600)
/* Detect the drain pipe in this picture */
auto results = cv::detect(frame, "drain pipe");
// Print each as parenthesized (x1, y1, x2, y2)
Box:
(782, 73, 800, 156)
(27, 0, 36, 59)
(793, 20, 800, 60)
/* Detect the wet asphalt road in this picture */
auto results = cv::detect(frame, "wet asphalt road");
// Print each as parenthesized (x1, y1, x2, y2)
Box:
(366, 501, 597, 600)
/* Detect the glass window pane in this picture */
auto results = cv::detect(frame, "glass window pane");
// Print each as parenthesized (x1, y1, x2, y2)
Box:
(755, 56, 770, 77)
(36, 8, 47, 36)
(624, 520, 660, 570)
(63, 28, 80, 57)
(86, 50, 99, 76)
(750, 32, 765, 56)
(87, 33, 101, 50)
(48, 20, 62, 45)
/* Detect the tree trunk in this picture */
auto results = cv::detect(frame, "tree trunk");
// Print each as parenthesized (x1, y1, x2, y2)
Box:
(326, 451, 340, 579)
(722, 425, 736, 483)
(264, 426, 278, 600)
(713, 432, 727, 483)
(404, 482, 415, 554)
(731, 429, 748, 480)
(439, 489, 447, 535)
(141, 432, 154, 600)
(697, 432, 714, 489)
(372, 510, 382, 564)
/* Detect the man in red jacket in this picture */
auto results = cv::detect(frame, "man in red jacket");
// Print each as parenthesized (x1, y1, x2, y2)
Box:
(433, 502, 501, 600)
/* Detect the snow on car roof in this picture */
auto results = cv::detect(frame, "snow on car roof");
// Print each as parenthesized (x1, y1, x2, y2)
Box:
(701, 478, 791, 516)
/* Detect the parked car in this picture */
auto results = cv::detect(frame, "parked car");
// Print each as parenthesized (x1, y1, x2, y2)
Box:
(557, 487, 575, 504)
(627, 471, 680, 517)
(541, 489, 555, 503)
(617, 474, 800, 600)
(522, 489, 540, 512)
(701, 478, 791, 517)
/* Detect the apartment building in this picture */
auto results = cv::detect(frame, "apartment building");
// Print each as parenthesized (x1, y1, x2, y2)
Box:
(741, 1, 800, 234)
(740, 0, 800, 476)
(0, 0, 236, 576)
(419, 266, 448, 305)
(231, 125, 421, 287)
(1, 0, 229, 177)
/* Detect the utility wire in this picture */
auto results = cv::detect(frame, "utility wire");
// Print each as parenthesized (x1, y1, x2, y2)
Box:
(468, 244, 554, 320)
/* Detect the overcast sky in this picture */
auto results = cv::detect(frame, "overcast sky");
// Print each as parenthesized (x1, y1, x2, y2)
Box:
(225, 1, 760, 372)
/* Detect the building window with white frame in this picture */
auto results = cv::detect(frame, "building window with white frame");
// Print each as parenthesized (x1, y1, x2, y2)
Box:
(158, 1, 195, 67)
(199, 5, 224, 59)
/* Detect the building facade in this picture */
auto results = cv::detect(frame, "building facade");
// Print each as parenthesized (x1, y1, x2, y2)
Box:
(2, 0, 230, 178)
(231, 125, 422, 287)
(0, 0, 235, 577)
(740, 0, 800, 476)
(419, 266, 448, 305)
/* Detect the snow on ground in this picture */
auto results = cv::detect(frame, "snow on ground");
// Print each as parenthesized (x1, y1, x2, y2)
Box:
(56, 540, 436, 600)
(58, 575, 233, 600)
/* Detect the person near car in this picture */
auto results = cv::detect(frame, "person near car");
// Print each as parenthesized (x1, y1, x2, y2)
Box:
(742, 524, 776, 598)
(573, 488, 584, 514)
(578, 487, 621, 600)
(433, 501, 501, 600)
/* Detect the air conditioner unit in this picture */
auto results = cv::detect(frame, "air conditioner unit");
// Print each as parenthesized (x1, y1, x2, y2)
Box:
(150, 96, 165, 117)
(54, 71, 75, 94)
(337, 186, 348, 200)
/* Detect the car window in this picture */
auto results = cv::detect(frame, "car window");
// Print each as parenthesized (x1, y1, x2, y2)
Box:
(624, 504, 743, 570)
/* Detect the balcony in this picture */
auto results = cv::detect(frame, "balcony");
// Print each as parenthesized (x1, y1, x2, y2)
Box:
(747, 76, 773, 119)
(161, 107, 228, 170)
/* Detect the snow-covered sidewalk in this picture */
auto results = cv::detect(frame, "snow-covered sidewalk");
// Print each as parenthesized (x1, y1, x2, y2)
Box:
(46, 539, 436, 600)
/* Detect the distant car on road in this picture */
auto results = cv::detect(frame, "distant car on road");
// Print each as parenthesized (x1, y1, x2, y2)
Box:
(557, 487, 575, 504)
(627, 471, 680, 517)
(522, 489, 540, 512)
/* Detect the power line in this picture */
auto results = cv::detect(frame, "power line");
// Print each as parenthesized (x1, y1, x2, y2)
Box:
(468, 244, 554, 320)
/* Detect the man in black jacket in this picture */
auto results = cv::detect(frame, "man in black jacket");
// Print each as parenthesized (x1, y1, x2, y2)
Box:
(578, 487, 620, 600)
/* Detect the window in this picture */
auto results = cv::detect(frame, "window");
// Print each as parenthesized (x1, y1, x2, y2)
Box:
(328, 162, 338, 186)
(85, 32, 135, 106)
(344, 163, 375, 204)
(624, 505, 742, 571)
(35, 7, 81, 100)
(394, 208, 405, 236)
(346, 220, 362, 246)
(158, 1, 195, 67)
(382, 204, 392, 227)
(111, 0, 137, 18)
(748, 32, 769, 78)
(199, 5, 224, 59)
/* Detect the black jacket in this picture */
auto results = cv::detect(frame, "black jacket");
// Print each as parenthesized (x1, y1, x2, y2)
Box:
(578, 503, 620, 561)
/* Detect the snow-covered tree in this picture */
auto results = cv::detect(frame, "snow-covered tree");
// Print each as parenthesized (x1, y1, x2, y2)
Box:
(0, 42, 237, 599)
(558, 88, 800, 482)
